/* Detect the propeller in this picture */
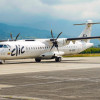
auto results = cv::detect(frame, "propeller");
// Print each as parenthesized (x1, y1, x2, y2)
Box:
(15, 33, 20, 41)
(50, 30, 62, 52)
(10, 33, 13, 41)
(10, 33, 20, 41)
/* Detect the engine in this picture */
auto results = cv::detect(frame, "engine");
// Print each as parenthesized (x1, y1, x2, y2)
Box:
(57, 38, 67, 47)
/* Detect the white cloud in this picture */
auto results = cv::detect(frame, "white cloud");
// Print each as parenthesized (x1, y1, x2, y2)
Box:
(0, 0, 100, 23)
(40, 0, 95, 5)
(48, 0, 100, 20)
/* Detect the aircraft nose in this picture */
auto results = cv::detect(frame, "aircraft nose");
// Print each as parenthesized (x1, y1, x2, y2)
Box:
(0, 48, 4, 52)
(0, 49, 4, 57)
(0, 49, 2, 53)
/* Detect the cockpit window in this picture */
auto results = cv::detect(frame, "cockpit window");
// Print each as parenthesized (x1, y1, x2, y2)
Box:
(0, 45, 3, 48)
(0, 44, 10, 48)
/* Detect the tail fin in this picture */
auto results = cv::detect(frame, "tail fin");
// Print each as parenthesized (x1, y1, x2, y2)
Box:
(79, 20, 92, 38)
(74, 20, 100, 42)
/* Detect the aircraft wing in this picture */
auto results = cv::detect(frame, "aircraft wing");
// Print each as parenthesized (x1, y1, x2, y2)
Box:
(66, 36, 100, 43)
(67, 36, 100, 41)
(43, 36, 100, 46)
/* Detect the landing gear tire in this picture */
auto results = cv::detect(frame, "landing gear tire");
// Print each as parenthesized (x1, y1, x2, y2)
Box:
(55, 57, 62, 62)
(35, 58, 41, 62)
(0, 60, 5, 64)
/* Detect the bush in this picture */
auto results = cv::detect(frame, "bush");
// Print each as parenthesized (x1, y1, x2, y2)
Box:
(80, 47, 100, 54)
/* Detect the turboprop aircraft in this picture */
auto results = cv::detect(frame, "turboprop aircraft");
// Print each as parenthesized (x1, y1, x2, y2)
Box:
(0, 20, 100, 64)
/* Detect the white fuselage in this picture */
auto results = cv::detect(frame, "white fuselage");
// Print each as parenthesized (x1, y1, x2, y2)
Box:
(0, 39, 93, 60)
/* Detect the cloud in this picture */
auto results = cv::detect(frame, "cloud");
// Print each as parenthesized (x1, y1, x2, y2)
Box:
(50, 0, 100, 20)
(40, 0, 95, 5)
(46, 0, 100, 20)
(0, 0, 100, 24)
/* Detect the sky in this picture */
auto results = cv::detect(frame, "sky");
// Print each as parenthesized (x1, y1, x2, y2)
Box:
(0, 0, 100, 45)
(0, 0, 100, 25)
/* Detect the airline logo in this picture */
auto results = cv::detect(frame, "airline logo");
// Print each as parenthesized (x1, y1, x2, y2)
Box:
(11, 45, 25, 56)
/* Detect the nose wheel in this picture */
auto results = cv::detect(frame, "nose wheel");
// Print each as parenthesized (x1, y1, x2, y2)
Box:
(0, 60, 5, 64)
(55, 57, 62, 62)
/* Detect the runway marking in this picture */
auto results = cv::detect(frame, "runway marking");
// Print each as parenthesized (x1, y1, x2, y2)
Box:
(0, 95, 46, 100)
(0, 84, 14, 89)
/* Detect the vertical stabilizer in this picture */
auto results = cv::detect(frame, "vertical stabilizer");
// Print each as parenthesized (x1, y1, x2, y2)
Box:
(74, 20, 100, 43)
(79, 20, 92, 39)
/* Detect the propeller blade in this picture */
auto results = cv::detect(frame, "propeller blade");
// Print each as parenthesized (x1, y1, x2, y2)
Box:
(56, 46, 59, 52)
(50, 44, 54, 51)
(10, 33, 13, 41)
(55, 43, 59, 52)
(15, 33, 20, 41)
(56, 32, 62, 40)
(51, 29, 54, 39)
(50, 30, 62, 52)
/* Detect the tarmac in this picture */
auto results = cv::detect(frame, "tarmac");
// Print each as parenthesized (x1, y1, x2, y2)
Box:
(0, 57, 100, 100)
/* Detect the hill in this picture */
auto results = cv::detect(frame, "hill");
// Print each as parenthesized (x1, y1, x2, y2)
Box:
(0, 23, 52, 40)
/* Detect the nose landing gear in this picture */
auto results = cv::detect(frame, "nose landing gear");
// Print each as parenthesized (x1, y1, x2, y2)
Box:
(0, 60, 5, 64)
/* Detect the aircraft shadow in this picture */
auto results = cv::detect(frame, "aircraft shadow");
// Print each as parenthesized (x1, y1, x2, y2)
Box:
(4, 59, 100, 65)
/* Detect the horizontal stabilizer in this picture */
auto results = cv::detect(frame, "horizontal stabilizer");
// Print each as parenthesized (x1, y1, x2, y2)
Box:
(74, 22, 100, 25)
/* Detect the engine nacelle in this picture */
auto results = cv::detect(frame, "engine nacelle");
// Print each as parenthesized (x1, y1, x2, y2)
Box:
(57, 38, 67, 47)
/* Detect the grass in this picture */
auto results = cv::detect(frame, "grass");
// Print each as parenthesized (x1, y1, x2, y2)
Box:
(63, 53, 100, 57)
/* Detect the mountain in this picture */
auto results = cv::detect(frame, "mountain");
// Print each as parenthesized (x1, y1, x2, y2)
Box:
(0, 23, 52, 40)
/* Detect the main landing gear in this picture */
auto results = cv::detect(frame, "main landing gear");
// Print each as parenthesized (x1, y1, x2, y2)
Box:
(35, 58, 41, 62)
(55, 57, 62, 62)
(35, 57, 62, 62)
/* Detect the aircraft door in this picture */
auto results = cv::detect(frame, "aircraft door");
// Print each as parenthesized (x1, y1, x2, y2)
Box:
(0, 45, 10, 59)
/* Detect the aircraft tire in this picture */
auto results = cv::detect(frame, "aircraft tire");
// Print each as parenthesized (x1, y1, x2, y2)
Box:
(0, 60, 5, 64)
(55, 57, 61, 62)
(35, 58, 41, 62)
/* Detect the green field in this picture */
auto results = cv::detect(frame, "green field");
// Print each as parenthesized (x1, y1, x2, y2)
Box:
(64, 47, 100, 57)
(63, 53, 100, 57)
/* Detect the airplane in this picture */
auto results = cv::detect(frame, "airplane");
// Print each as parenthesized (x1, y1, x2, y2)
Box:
(0, 20, 100, 64)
